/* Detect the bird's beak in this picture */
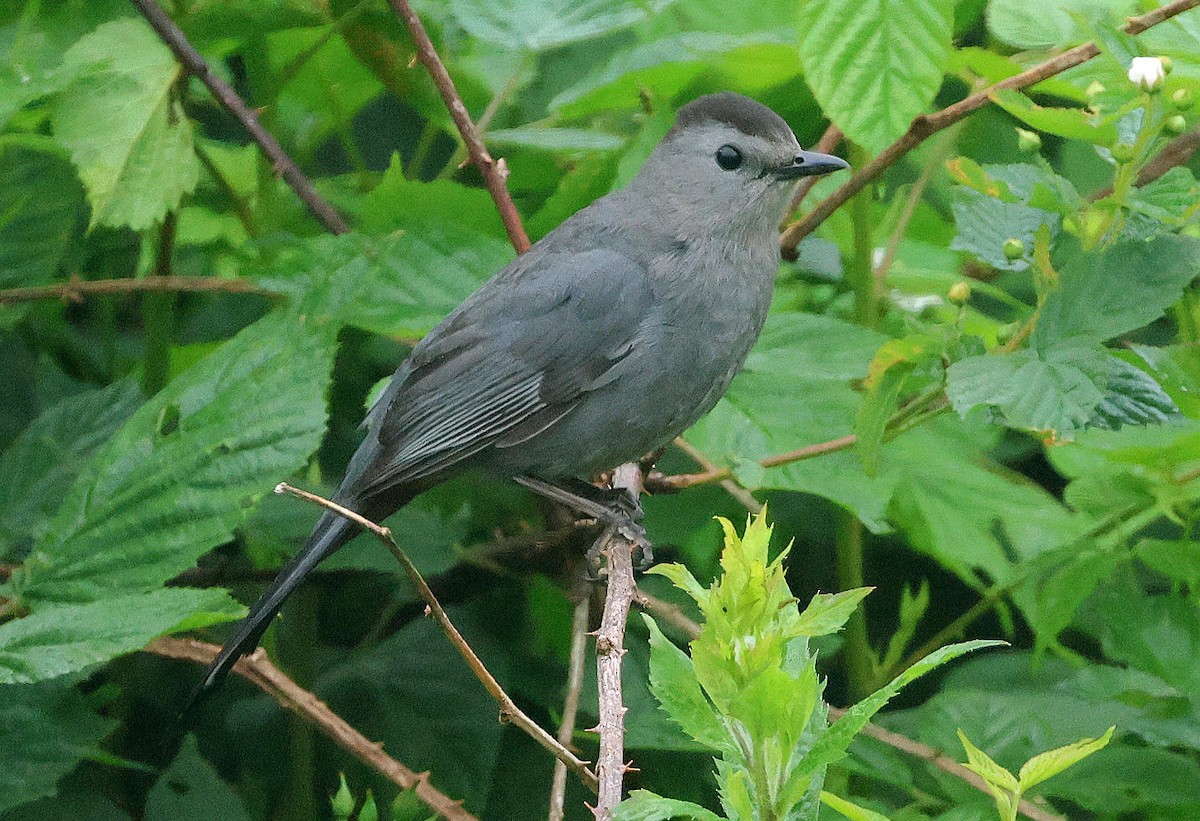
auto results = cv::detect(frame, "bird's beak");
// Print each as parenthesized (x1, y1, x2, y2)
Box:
(773, 149, 850, 180)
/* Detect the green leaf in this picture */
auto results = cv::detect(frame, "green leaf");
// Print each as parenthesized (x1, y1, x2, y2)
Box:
(255, 232, 513, 339)
(485, 127, 625, 151)
(0, 588, 243, 684)
(14, 312, 336, 602)
(947, 343, 1111, 437)
(448, 0, 679, 51)
(990, 89, 1117, 144)
(819, 791, 891, 821)
(1129, 167, 1200, 225)
(0, 139, 85, 288)
(51, 19, 199, 230)
(145, 735, 250, 821)
(357, 156, 508, 239)
(798, 0, 955, 153)
(854, 359, 912, 477)
(0, 381, 141, 556)
(1034, 235, 1200, 347)
(950, 187, 1058, 271)
(1018, 726, 1115, 790)
(986, 0, 1135, 49)
(1089, 356, 1179, 429)
(0, 679, 116, 814)
(612, 791, 724, 821)
(643, 615, 734, 755)
(957, 729, 1020, 792)
(792, 639, 1003, 775)
(793, 588, 873, 637)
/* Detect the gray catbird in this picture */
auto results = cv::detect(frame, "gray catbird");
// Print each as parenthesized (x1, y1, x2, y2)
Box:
(195, 92, 848, 698)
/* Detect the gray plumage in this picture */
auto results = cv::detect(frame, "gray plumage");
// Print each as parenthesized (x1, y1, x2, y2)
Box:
(194, 92, 849, 698)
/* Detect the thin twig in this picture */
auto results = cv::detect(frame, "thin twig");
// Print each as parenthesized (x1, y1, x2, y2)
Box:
(274, 483, 599, 793)
(549, 592, 591, 821)
(659, 433, 857, 490)
(0, 275, 271, 305)
(146, 636, 476, 821)
(633, 596, 1062, 821)
(672, 437, 762, 513)
(386, 0, 531, 253)
(128, 0, 350, 234)
(778, 0, 1200, 258)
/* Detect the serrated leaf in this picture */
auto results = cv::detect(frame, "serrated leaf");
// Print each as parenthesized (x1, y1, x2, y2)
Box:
(1129, 167, 1200, 225)
(1018, 726, 1114, 790)
(448, 0, 679, 51)
(612, 791, 724, 821)
(1089, 356, 1179, 429)
(793, 588, 873, 637)
(13, 312, 336, 602)
(52, 19, 199, 230)
(0, 679, 116, 814)
(820, 791, 891, 821)
(958, 729, 1020, 792)
(0, 588, 243, 684)
(991, 89, 1117, 144)
(950, 187, 1059, 271)
(987, 0, 1135, 49)
(255, 231, 513, 339)
(1034, 235, 1200, 347)
(145, 735, 251, 821)
(643, 615, 733, 754)
(0, 381, 141, 557)
(791, 639, 1003, 777)
(0, 139, 85, 288)
(798, 0, 954, 153)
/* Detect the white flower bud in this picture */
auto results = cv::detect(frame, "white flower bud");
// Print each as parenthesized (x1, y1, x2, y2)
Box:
(1128, 57, 1167, 93)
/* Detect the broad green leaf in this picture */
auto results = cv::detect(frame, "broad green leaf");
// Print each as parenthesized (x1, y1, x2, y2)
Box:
(1130, 343, 1200, 417)
(1130, 167, 1200, 225)
(1089, 356, 1179, 429)
(793, 588, 873, 637)
(0, 588, 243, 684)
(990, 89, 1117, 144)
(255, 231, 513, 338)
(791, 640, 1003, 776)
(612, 791, 724, 821)
(946, 342, 1111, 437)
(0, 679, 116, 814)
(145, 735, 250, 821)
(820, 791, 891, 821)
(0, 139, 85, 288)
(1034, 235, 1200, 347)
(448, 0, 679, 52)
(486, 127, 625, 151)
(0, 380, 141, 556)
(950, 187, 1058, 271)
(14, 312, 336, 602)
(798, 0, 955, 153)
(986, 0, 1135, 49)
(1082, 584, 1200, 695)
(1018, 726, 1114, 790)
(643, 615, 733, 754)
(726, 663, 818, 752)
(854, 359, 912, 477)
(357, 156, 508, 239)
(52, 19, 199, 230)
(957, 729, 1020, 792)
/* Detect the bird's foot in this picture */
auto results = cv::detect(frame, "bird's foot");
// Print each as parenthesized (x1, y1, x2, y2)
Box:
(515, 475, 653, 568)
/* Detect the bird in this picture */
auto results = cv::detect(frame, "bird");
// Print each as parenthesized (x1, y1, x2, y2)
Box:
(193, 91, 849, 701)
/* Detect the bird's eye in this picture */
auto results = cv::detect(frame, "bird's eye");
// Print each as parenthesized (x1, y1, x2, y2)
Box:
(715, 144, 742, 170)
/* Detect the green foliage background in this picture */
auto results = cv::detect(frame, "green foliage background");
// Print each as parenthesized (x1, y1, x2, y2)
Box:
(1, 0, 1200, 818)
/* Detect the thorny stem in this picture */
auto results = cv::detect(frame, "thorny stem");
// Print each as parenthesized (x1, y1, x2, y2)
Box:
(548, 593, 591, 821)
(0, 275, 272, 304)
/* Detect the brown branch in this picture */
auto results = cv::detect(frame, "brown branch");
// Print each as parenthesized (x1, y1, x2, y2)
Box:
(671, 437, 762, 512)
(387, 0, 531, 254)
(128, 0, 350, 235)
(274, 483, 598, 793)
(0, 275, 272, 305)
(147, 636, 475, 821)
(659, 433, 857, 490)
(549, 592, 591, 821)
(633, 597, 1061, 821)
(779, 0, 1200, 258)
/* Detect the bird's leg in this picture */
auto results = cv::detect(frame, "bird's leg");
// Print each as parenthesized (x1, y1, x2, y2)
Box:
(513, 475, 651, 568)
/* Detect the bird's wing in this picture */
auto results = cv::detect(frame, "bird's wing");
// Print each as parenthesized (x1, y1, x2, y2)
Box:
(346, 246, 653, 497)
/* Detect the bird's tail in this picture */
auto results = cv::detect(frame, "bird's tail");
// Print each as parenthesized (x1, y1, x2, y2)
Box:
(184, 509, 358, 710)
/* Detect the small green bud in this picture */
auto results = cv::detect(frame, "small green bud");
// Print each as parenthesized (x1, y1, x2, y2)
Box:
(1172, 87, 1194, 110)
(359, 791, 378, 821)
(1016, 128, 1042, 153)
(1166, 114, 1187, 135)
(330, 775, 354, 819)
(1002, 238, 1026, 261)
(1160, 56, 1174, 75)
(948, 281, 972, 305)
(1110, 141, 1136, 163)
